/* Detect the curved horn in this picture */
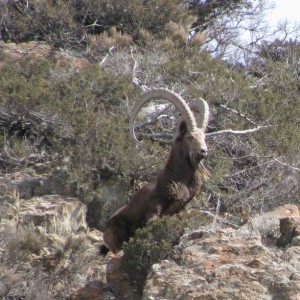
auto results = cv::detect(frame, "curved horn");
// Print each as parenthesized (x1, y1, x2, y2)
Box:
(130, 88, 197, 142)
(189, 98, 210, 130)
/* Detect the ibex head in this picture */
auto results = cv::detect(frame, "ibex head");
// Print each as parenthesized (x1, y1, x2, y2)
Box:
(176, 119, 207, 167)
(130, 89, 210, 165)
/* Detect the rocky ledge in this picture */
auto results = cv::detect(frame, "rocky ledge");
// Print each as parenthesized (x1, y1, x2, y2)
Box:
(143, 223, 300, 299)
(1, 169, 300, 299)
(105, 204, 300, 300)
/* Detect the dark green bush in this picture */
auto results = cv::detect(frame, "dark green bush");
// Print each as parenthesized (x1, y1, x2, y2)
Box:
(121, 210, 210, 296)
(0, 0, 192, 48)
(121, 214, 186, 296)
(0, 53, 166, 198)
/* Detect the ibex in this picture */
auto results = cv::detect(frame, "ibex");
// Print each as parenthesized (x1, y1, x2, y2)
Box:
(100, 89, 210, 255)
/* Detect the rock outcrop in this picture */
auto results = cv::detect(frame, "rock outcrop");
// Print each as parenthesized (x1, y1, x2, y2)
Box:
(0, 170, 113, 299)
(277, 216, 300, 247)
(0, 41, 90, 69)
(142, 207, 300, 300)
(1, 166, 300, 300)
(103, 205, 300, 300)
(142, 228, 300, 299)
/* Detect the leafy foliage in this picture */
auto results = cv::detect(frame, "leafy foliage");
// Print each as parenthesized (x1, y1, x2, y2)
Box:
(0, 53, 167, 198)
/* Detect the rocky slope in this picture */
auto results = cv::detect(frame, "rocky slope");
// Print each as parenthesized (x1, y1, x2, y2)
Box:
(102, 204, 299, 300)
(2, 166, 300, 300)
(1, 41, 300, 299)
(143, 219, 300, 299)
(0, 168, 112, 299)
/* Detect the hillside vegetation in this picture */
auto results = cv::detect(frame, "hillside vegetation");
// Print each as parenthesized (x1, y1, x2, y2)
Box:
(1, 0, 299, 216)
(0, 0, 300, 298)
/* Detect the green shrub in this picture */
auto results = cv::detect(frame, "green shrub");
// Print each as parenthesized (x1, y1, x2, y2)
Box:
(121, 214, 186, 296)
(0, 0, 192, 48)
(121, 210, 210, 296)
(0, 52, 167, 200)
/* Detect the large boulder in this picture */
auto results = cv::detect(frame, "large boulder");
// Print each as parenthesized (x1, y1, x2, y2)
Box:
(18, 194, 87, 235)
(142, 225, 300, 299)
(0, 171, 109, 299)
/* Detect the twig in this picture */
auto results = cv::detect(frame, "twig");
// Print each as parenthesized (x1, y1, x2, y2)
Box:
(199, 210, 239, 228)
(226, 156, 300, 179)
(0, 156, 22, 166)
(137, 132, 173, 143)
(272, 157, 300, 172)
(131, 48, 149, 92)
(212, 195, 221, 227)
(226, 159, 275, 177)
(84, 19, 101, 28)
(220, 104, 260, 126)
(3, 141, 27, 165)
(134, 105, 173, 129)
(99, 45, 115, 66)
(135, 121, 269, 143)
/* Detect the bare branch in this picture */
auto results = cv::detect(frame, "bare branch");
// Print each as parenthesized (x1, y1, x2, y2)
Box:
(199, 210, 239, 229)
(134, 105, 173, 130)
(212, 194, 221, 228)
(220, 104, 260, 126)
(206, 125, 269, 137)
(131, 48, 149, 92)
(272, 157, 300, 172)
(135, 133, 173, 145)
(225, 159, 275, 178)
(3, 134, 27, 165)
(84, 19, 102, 28)
(135, 125, 269, 144)
(99, 45, 115, 66)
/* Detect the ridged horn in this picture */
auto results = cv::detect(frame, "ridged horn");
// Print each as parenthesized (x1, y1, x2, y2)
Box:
(188, 98, 210, 130)
(130, 89, 197, 142)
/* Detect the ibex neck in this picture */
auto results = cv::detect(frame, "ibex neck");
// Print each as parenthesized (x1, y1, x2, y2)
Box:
(164, 147, 195, 182)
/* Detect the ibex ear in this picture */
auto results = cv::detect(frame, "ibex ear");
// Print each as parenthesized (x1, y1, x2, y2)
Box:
(178, 121, 188, 138)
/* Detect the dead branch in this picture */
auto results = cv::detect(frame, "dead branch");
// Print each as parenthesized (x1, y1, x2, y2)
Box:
(206, 125, 269, 137)
(134, 105, 174, 130)
(272, 157, 300, 172)
(100, 45, 115, 66)
(131, 48, 149, 93)
(134, 122, 269, 144)
(3, 133, 28, 165)
(225, 159, 275, 178)
(220, 103, 259, 126)
(212, 194, 221, 228)
(199, 210, 239, 228)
